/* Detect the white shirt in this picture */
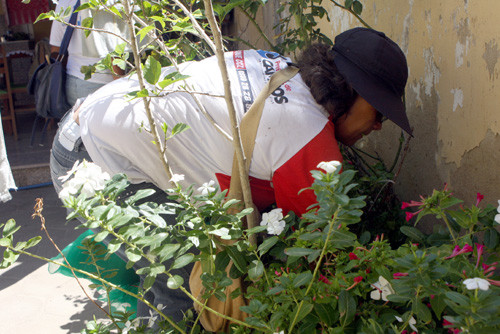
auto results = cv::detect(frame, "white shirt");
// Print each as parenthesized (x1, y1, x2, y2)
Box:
(79, 50, 339, 214)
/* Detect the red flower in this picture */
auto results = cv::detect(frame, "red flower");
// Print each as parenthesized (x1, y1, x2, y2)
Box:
(401, 200, 423, 209)
(318, 274, 332, 285)
(393, 272, 409, 279)
(405, 210, 422, 222)
(475, 243, 484, 268)
(349, 252, 359, 260)
(476, 192, 484, 206)
(445, 244, 473, 259)
(354, 276, 363, 283)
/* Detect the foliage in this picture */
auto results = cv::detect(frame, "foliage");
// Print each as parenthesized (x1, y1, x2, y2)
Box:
(2, 162, 500, 333)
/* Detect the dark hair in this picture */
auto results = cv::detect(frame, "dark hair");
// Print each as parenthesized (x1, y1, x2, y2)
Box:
(296, 44, 357, 121)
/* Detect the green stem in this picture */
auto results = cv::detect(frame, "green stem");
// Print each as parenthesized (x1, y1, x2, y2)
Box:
(441, 212, 459, 245)
(288, 207, 341, 333)
(330, 1, 372, 28)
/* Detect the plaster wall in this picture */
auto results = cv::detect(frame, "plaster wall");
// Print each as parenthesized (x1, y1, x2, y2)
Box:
(315, 0, 500, 208)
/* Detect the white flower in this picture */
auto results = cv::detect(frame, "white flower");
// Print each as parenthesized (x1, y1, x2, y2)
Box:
(395, 315, 418, 332)
(170, 174, 185, 183)
(209, 227, 231, 240)
(188, 236, 200, 247)
(495, 214, 500, 224)
(317, 160, 341, 174)
(186, 221, 195, 229)
(370, 276, 395, 301)
(274, 331, 285, 334)
(59, 160, 110, 201)
(260, 208, 286, 235)
(497, 199, 500, 212)
(197, 180, 216, 195)
(463, 277, 490, 291)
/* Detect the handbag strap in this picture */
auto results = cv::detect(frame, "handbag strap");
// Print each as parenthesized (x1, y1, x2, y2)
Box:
(226, 65, 300, 210)
(57, 0, 81, 61)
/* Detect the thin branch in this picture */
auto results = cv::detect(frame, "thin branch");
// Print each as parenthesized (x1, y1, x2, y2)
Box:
(330, 0, 372, 29)
(203, 0, 259, 245)
(31, 198, 119, 330)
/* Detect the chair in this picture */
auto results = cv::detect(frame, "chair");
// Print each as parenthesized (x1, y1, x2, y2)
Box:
(0, 44, 17, 140)
(8, 52, 36, 114)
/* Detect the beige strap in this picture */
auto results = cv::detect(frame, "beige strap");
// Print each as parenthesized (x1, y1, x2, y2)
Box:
(227, 65, 300, 205)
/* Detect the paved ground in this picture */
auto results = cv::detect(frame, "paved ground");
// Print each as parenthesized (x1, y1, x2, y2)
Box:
(0, 184, 105, 333)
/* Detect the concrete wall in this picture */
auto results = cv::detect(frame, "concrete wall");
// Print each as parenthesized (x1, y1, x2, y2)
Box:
(232, 1, 500, 209)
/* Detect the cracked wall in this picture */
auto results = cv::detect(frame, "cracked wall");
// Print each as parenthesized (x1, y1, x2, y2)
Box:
(317, 0, 500, 206)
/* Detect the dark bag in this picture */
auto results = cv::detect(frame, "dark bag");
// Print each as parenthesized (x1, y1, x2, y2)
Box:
(28, 56, 71, 119)
(27, 0, 80, 144)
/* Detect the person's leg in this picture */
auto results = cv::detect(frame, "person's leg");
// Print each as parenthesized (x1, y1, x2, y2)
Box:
(50, 106, 91, 194)
(112, 183, 194, 323)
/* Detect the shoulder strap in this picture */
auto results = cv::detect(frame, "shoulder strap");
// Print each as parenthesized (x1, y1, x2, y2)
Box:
(227, 65, 300, 204)
(57, 0, 81, 61)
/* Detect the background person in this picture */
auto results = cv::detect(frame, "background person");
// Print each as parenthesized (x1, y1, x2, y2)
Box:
(49, 0, 129, 106)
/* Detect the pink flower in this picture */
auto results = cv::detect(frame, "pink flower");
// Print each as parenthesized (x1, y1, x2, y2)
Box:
(349, 252, 359, 260)
(475, 243, 484, 268)
(318, 274, 332, 285)
(445, 244, 473, 259)
(476, 192, 484, 206)
(393, 272, 409, 279)
(487, 279, 500, 287)
(401, 200, 423, 209)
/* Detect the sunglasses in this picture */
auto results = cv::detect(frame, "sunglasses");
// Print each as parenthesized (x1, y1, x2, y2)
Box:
(376, 111, 388, 123)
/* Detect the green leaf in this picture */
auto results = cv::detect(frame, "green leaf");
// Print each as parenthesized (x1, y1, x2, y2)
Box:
(125, 248, 142, 263)
(171, 253, 194, 270)
(344, 0, 354, 9)
(149, 263, 166, 276)
(171, 123, 190, 136)
(25, 236, 42, 249)
(107, 239, 122, 254)
(156, 243, 181, 263)
(157, 72, 190, 89)
(226, 246, 248, 273)
(339, 290, 356, 327)
(484, 228, 499, 249)
(81, 17, 93, 38)
(93, 231, 109, 243)
(400, 226, 426, 244)
(143, 274, 156, 291)
(293, 271, 313, 287)
(167, 275, 184, 289)
(125, 189, 156, 205)
(430, 294, 446, 319)
(248, 260, 264, 280)
(352, 0, 363, 15)
(445, 291, 470, 307)
(413, 301, 432, 323)
(291, 302, 314, 324)
(137, 25, 155, 42)
(3, 219, 19, 238)
(285, 247, 315, 257)
(144, 56, 162, 85)
(0, 237, 12, 247)
(315, 302, 338, 326)
(258, 236, 279, 255)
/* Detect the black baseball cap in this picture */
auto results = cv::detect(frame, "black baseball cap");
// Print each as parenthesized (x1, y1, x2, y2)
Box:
(331, 27, 412, 135)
